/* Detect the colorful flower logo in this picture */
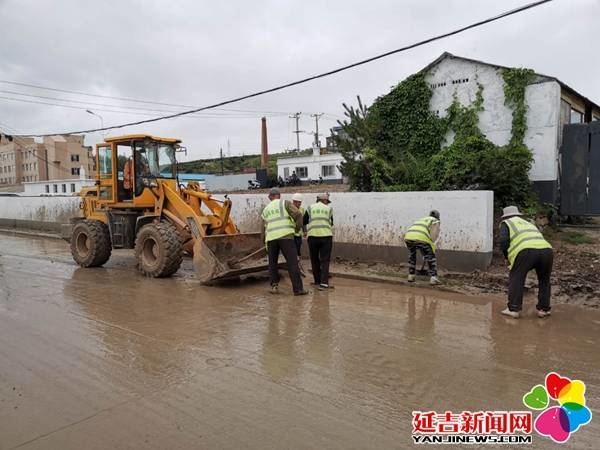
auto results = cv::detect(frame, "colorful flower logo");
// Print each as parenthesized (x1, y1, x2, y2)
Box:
(523, 372, 592, 443)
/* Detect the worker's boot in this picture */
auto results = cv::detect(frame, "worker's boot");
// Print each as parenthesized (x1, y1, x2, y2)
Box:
(537, 310, 551, 318)
(501, 308, 520, 319)
(430, 276, 441, 285)
(407, 274, 415, 282)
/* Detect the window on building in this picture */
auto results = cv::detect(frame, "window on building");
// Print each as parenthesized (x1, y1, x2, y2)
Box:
(71, 167, 80, 176)
(295, 167, 308, 178)
(53, 184, 58, 193)
(321, 165, 335, 177)
(62, 184, 66, 193)
(45, 185, 49, 193)
(71, 183, 76, 193)
(71, 154, 80, 162)
(570, 108, 584, 124)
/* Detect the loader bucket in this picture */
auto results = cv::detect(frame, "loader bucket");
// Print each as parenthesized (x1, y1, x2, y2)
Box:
(193, 232, 269, 284)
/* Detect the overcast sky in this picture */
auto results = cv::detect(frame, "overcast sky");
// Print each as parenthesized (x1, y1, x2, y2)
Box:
(0, 0, 598, 161)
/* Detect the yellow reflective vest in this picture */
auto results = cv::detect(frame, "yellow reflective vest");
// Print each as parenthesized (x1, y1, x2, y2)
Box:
(503, 216, 552, 266)
(404, 216, 438, 252)
(262, 199, 295, 242)
(294, 206, 305, 237)
(307, 203, 333, 238)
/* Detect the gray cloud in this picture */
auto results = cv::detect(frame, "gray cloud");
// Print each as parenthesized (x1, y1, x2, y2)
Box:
(1, 0, 597, 161)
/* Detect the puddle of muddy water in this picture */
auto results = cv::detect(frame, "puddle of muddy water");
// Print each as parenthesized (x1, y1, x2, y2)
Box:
(1, 232, 600, 449)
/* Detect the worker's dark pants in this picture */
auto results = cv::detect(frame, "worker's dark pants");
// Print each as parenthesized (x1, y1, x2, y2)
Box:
(267, 238, 304, 294)
(308, 236, 333, 285)
(294, 236, 303, 257)
(405, 240, 437, 276)
(508, 248, 553, 312)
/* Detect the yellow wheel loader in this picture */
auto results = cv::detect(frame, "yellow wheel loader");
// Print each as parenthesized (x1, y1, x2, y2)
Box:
(69, 134, 268, 283)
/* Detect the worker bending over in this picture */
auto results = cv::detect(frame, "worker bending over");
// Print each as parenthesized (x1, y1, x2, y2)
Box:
(261, 188, 308, 296)
(404, 210, 441, 285)
(304, 193, 334, 291)
(499, 206, 553, 319)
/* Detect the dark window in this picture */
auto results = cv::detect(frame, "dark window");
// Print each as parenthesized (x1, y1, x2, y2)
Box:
(70, 183, 76, 193)
(71, 167, 80, 175)
(53, 184, 58, 193)
(295, 167, 308, 178)
(61, 184, 66, 193)
(71, 154, 80, 162)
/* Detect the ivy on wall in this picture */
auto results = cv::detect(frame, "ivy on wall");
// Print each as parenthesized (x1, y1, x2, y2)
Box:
(503, 68, 536, 147)
(336, 68, 536, 207)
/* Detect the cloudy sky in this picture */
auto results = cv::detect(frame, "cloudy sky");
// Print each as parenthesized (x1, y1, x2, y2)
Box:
(0, 0, 598, 161)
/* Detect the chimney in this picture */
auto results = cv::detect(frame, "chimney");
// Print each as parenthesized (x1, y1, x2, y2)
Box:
(260, 117, 268, 169)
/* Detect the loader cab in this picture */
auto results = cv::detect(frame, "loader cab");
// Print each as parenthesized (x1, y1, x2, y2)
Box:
(96, 134, 181, 207)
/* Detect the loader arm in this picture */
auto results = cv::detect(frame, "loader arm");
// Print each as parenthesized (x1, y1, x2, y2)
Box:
(154, 180, 269, 284)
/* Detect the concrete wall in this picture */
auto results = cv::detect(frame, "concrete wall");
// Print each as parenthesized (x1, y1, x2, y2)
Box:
(426, 57, 560, 182)
(204, 173, 256, 192)
(0, 190, 494, 271)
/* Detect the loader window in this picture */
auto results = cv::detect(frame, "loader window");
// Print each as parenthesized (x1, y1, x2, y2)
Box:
(98, 146, 112, 179)
(134, 141, 176, 179)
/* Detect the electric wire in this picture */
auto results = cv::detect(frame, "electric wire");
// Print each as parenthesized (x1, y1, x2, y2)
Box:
(9, 0, 552, 137)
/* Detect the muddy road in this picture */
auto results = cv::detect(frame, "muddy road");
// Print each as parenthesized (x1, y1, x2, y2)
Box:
(1, 233, 599, 449)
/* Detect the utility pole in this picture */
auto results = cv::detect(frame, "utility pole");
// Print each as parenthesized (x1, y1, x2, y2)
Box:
(289, 112, 302, 152)
(227, 138, 231, 157)
(219, 147, 224, 175)
(310, 113, 324, 148)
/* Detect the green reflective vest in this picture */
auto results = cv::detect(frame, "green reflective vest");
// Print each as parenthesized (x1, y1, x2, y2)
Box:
(307, 203, 333, 237)
(503, 216, 552, 266)
(404, 216, 438, 251)
(262, 199, 295, 242)
(294, 206, 305, 237)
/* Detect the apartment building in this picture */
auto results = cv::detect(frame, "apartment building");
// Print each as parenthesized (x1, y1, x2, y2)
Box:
(0, 134, 94, 187)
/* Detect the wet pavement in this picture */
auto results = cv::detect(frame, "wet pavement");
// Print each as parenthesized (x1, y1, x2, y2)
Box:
(0, 232, 599, 449)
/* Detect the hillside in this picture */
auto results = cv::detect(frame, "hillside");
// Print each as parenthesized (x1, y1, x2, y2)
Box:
(178, 149, 312, 174)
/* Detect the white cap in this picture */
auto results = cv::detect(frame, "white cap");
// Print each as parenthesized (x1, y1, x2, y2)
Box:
(291, 193, 302, 202)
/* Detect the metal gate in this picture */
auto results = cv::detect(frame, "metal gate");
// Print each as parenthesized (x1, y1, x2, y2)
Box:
(560, 121, 600, 215)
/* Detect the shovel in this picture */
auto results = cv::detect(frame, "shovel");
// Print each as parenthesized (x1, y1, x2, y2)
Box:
(416, 259, 429, 276)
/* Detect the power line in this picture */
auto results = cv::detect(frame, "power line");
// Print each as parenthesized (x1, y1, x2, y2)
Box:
(0, 95, 285, 119)
(0, 89, 291, 116)
(12, 0, 553, 138)
(0, 81, 295, 115)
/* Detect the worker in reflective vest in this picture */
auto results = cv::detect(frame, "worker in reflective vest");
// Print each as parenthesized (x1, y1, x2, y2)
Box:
(499, 206, 553, 319)
(304, 193, 334, 291)
(291, 193, 307, 277)
(404, 210, 441, 285)
(261, 188, 308, 296)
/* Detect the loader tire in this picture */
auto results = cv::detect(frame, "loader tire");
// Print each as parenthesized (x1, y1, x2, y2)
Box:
(71, 220, 112, 267)
(134, 221, 182, 278)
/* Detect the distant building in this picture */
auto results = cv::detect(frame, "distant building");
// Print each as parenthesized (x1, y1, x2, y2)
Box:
(0, 133, 94, 188)
(277, 145, 344, 183)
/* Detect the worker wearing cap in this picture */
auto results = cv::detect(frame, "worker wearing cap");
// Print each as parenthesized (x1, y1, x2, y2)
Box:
(404, 210, 441, 285)
(291, 193, 307, 276)
(304, 193, 334, 291)
(261, 188, 308, 296)
(499, 206, 553, 319)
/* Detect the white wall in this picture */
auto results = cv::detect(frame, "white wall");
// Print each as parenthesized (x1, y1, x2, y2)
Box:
(227, 191, 494, 254)
(426, 57, 560, 181)
(22, 179, 95, 196)
(277, 153, 344, 181)
(205, 173, 255, 191)
(0, 190, 494, 254)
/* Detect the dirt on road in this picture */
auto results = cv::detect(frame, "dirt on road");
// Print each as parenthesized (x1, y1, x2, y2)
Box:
(1, 233, 599, 449)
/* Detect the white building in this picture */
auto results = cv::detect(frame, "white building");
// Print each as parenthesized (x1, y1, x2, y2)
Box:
(277, 146, 344, 183)
(423, 52, 600, 203)
(22, 167, 94, 195)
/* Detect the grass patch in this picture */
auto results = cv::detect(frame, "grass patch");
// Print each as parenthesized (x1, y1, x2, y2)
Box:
(560, 231, 595, 245)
